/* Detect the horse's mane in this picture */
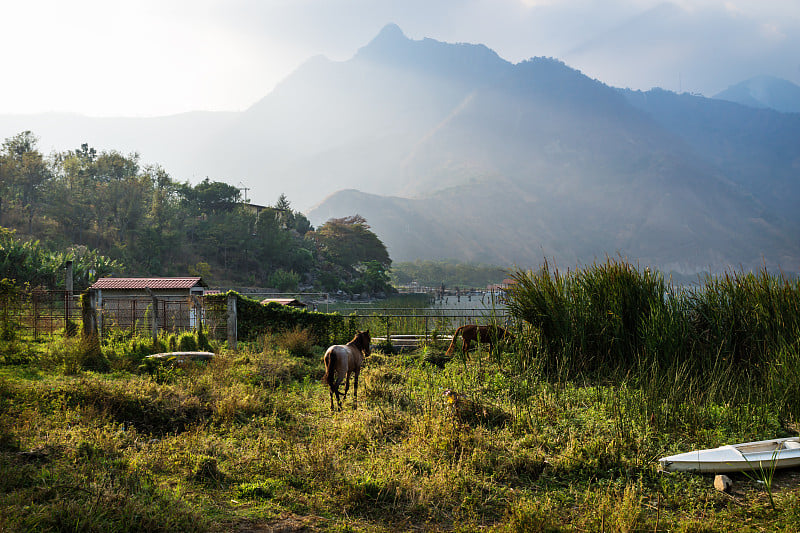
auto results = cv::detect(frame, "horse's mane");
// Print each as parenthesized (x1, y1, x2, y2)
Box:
(347, 330, 371, 353)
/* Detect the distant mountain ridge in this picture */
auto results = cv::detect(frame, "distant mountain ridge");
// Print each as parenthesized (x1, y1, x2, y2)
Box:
(1, 24, 798, 274)
(713, 76, 800, 113)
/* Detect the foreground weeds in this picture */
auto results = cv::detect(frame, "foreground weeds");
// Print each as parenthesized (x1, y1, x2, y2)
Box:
(2, 332, 800, 531)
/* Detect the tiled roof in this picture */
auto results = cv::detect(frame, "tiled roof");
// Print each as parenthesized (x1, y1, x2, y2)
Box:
(261, 298, 306, 307)
(91, 277, 207, 290)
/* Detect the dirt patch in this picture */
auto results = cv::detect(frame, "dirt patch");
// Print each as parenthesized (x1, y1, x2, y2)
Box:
(233, 513, 324, 532)
(771, 468, 800, 491)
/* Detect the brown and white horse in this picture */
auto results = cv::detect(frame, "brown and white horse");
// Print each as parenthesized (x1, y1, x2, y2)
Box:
(322, 330, 371, 411)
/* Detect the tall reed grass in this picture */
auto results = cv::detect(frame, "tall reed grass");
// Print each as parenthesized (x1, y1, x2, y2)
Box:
(504, 258, 800, 420)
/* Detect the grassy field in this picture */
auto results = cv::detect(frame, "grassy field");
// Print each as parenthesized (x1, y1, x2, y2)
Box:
(1, 336, 800, 531)
(3, 259, 800, 531)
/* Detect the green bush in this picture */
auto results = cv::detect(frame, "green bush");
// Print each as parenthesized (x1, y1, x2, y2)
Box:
(268, 269, 300, 292)
(42, 335, 109, 374)
(177, 332, 198, 352)
(205, 291, 352, 345)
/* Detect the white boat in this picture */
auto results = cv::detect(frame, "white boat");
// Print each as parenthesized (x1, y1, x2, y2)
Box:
(659, 436, 800, 473)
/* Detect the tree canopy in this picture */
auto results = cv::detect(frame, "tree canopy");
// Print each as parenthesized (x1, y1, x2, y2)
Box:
(311, 215, 390, 268)
(308, 215, 392, 295)
(0, 132, 394, 296)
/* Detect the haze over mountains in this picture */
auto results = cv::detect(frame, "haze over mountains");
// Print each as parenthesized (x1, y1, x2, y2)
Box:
(713, 76, 800, 113)
(1, 24, 798, 275)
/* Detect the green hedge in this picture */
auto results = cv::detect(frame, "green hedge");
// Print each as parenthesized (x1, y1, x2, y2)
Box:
(205, 292, 357, 346)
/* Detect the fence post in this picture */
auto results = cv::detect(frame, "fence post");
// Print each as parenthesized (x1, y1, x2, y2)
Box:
(227, 293, 237, 351)
(82, 290, 99, 338)
(33, 292, 39, 339)
(65, 260, 74, 336)
(191, 295, 202, 332)
(145, 287, 159, 345)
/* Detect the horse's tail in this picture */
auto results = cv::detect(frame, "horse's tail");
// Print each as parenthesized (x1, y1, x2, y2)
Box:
(445, 326, 466, 356)
(322, 350, 337, 388)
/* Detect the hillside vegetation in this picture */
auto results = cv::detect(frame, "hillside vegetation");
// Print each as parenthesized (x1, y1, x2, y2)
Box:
(0, 132, 391, 295)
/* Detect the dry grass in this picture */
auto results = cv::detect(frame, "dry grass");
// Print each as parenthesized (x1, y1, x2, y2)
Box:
(1, 334, 800, 532)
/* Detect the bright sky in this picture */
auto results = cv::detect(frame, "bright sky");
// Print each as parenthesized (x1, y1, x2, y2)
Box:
(1, 0, 798, 117)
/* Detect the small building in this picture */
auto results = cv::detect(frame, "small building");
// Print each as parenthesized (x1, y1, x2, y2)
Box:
(487, 278, 517, 292)
(90, 277, 209, 332)
(261, 298, 306, 309)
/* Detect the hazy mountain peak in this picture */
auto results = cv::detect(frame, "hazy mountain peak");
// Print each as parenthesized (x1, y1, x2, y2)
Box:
(373, 23, 406, 43)
(354, 23, 509, 84)
(713, 76, 800, 113)
(355, 23, 411, 61)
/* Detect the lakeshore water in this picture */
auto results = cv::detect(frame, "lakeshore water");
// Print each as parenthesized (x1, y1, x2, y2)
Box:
(326, 291, 509, 335)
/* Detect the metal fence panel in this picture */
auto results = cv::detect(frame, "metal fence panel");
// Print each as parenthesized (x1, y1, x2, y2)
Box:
(1, 290, 80, 338)
(98, 297, 199, 336)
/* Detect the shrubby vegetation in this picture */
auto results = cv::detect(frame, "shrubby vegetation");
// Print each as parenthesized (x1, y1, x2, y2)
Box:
(205, 291, 356, 346)
(0, 132, 392, 295)
(0, 227, 120, 291)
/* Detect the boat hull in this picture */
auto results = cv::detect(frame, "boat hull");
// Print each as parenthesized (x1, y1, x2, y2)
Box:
(659, 437, 800, 473)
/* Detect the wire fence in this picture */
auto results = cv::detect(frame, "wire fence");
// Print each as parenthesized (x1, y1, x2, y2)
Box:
(0, 290, 208, 340)
(339, 307, 511, 339)
(97, 297, 203, 337)
(0, 290, 81, 338)
(1, 289, 510, 343)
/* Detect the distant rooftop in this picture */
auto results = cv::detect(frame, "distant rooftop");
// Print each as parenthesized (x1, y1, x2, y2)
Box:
(261, 298, 306, 308)
(91, 277, 208, 290)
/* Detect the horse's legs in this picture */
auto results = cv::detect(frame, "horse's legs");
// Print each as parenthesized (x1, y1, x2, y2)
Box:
(332, 376, 345, 411)
(353, 370, 359, 409)
(342, 371, 351, 404)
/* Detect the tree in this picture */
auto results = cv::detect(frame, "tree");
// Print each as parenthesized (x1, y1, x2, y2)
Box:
(293, 212, 313, 235)
(47, 145, 146, 247)
(310, 215, 390, 269)
(0, 131, 394, 290)
(93, 150, 144, 240)
(359, 260, 392, 294)
(0, 228, 120, 290)
(1, 132, 51, 234)
(273, 193, 297, 231)
(178, 178, 241, 214)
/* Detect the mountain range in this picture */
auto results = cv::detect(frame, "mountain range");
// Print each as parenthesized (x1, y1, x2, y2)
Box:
(713, 76, 800, 114)
(1, 24, 798, 275)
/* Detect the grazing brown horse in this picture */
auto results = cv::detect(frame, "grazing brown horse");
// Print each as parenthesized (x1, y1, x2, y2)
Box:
(445, 324, 511, 356)
(322, 330, 371, 411)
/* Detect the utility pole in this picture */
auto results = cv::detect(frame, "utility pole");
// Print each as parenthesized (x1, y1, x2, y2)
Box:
(238, 182, 250, 203)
